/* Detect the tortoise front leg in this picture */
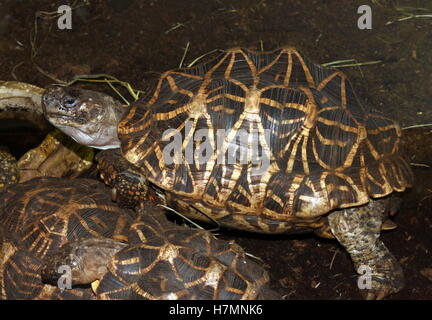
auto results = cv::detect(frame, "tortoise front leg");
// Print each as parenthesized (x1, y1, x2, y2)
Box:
(96, 149, 148, 208)
(328, 199, 404, 300)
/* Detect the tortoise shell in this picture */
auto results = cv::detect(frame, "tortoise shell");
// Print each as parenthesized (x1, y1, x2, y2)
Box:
(118, 47, 413, 233)
(0, 177, 134, 299)
(96, 203, 276, 300)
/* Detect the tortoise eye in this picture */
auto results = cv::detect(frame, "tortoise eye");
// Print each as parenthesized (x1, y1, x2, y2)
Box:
(62, 95, 78, 108)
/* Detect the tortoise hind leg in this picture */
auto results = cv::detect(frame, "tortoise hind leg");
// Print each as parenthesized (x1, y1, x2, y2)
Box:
(328, 198, 404, 300)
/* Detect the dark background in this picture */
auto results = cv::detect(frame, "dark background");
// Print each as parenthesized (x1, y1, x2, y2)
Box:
(0, 0, 431, 299)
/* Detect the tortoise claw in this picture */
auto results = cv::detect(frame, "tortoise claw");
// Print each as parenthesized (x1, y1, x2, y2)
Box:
(359, 271, 404, 300)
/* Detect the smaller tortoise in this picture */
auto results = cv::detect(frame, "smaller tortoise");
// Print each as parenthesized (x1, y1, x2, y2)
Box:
(0, 177, 134, 299)
(0, 177, 275, 300)
(42, 202, 277, 300)
(42, 47, 414, 298)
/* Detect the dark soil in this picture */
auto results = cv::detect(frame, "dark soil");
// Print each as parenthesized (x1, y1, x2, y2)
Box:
(0, 0, 431, 299)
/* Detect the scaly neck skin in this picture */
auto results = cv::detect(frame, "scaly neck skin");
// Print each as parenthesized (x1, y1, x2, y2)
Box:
(83, 101, 127, 150)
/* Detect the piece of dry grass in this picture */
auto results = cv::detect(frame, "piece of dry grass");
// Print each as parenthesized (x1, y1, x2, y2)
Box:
(179, 42, 190, 68)
(402, 124, 432, 130)
(322, 59, 382, 68)
(387, 6, 432, 25)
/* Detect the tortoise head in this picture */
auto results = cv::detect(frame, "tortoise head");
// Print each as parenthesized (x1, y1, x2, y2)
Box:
(40, 238, 127, 288)
(42, 85, 127, 149)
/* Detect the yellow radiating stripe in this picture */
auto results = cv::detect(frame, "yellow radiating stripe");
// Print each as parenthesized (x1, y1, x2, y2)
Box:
(223, 93, 246, 102)
(210, 105, 236, 114)
(286, 133, 302, 173)
(154, 144, 168, 184)
(366, 124, 397, 135)
(284, 51, 293, 86)
(264, 111, 304, 125)
(286, 174, 304, 214)
(125, 129, 156, 165)
(378, 161, 392, 192)
(205, 52, 230, 79)
(270, 193, 284, 208)
(298, 194, 319, 203)
(206, 85, 224, 95)
(311, 137, 333, 171)
(224, 52, 235, 79)
(315, 126, 348, 147)
(319, 171, 329, 198)
(316, 116, 358, 133)
(227, 77, 249, 92)
(301, 134, 310, 175)
(257, 49, 285, 75)
(260, 97, 283, 109)
(279, 130, 297, 156)
(119, 108, 152, 135)
(165, 74, 194, 97)
(227, 286, 246, 295)
(169, 71, 203, 80)
(143, 160, 158, 179)
(317, 106, 340, 113)
(129, 282, 156, 299)
(21, 225, 38, 243)
(238, 48, 258, 79)
(38, 237, 53, 259)
(364, 138, 381, 160)
(292, 50, 316, 88)
(334, 172, 362, 196)
(154, 104, 190, 121)
(179, 88, 194, 97)
(165, 99, 178, 104)
(317, 71, 344, 91)
(340, 76, 347, 107)
(327, 183, 351, 193)
(342, 126, 366, 169)
(118, 115, 148, 140)
(181, 117, 197, 151)
(199, 115, 218, 195)
(366, 170, 382, 188)
(257, 84, 285, 91)
(146, 72, 168, 105)
(166, 75, 179, 92)
(206, 93, 225, 103)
